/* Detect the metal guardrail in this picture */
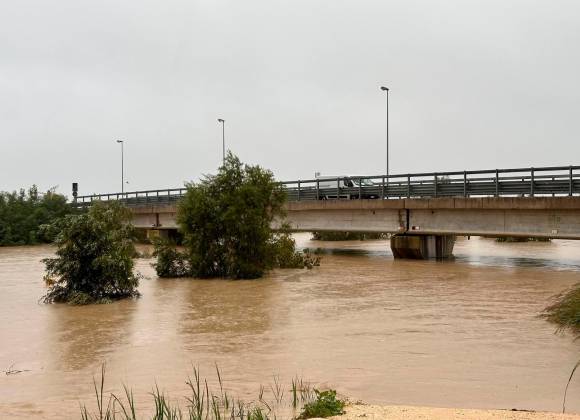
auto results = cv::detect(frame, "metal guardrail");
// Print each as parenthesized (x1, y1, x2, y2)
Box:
(73, 165, 580, 207)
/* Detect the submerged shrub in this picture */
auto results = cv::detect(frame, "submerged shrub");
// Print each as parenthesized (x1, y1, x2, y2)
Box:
(42, 202, 140, 304)
(153, 153, 320, 279)
(152, 238, 190, 277)
(269, 227, 321, 269)
(298, 389, 346, 419)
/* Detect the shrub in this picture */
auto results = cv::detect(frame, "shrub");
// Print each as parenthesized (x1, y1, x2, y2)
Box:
(42, 202, 140, 304)
(268, 226, 321, 269)
(152, 239, 190, 277)
(298, 389, 346, 419)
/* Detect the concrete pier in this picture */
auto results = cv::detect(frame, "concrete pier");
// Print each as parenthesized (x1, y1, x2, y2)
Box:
(390, 234, 455, 259)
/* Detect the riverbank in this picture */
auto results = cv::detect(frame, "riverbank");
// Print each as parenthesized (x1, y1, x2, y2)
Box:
(333, 404, 580, 419)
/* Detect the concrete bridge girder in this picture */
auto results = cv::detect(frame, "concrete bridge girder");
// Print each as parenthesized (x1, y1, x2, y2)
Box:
(128, 197, 580, 259)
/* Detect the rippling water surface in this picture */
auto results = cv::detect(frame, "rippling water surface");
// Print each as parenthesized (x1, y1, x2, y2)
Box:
(1, 235, 580, 418)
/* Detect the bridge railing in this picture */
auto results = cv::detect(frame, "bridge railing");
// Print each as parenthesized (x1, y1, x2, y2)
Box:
(74, 188, 187, 207)
(73, 165, 580, 207)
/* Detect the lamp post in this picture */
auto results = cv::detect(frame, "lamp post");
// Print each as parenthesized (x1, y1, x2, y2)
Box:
(380, 86, 389, 178)
(218, 118, 225, 165)
(116, 140, 124, 194)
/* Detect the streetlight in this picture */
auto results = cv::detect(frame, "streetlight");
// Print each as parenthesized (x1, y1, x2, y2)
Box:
(217, 118, 225, 165)
(380, 86, 389, 178)
(116, 140, 124, 194)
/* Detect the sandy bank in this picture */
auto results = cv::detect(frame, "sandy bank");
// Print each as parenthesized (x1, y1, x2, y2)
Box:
(328, 404, 580, 420)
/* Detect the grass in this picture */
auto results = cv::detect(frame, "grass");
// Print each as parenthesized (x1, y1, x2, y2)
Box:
(542, 285, 580, 413)
(79, 364, 340, 420)
(542, 284, 580, 337)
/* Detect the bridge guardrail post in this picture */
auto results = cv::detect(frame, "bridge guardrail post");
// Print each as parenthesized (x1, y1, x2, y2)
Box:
(463, 171, 467, 197)
(530, 168, 535, 197)
(316, 180, 320, 200)
(407, 175, 411, 198)
(297, 180, 301, 201)
(570, 166, 574, 197)
(434, 173, 438, 198)
(495, 169, 499, 197)
(336, 177, 340, 200)
(358, 177, 362, 200)
(381, 177, 385, 199)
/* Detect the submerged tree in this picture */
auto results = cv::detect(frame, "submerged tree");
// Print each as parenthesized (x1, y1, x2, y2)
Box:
(154, 153, 319, 279)
(42, 202, 140, 304)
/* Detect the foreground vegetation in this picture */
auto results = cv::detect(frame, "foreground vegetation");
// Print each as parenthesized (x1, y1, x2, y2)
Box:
(542, 286, 580, 338)
(0, 186, 71, 246)
(42, 202, 140, 304)
(153, 153, 319, 279)
(80, 365, 345, 420)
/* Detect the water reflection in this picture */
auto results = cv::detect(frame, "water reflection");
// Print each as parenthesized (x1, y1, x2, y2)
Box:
(175, 278, 278, 352)
(46, 300, 136, 370)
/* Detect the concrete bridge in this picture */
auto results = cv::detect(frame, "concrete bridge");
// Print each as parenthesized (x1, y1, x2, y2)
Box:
(74, 165, 580, 259)
(128, 196, 580, 259)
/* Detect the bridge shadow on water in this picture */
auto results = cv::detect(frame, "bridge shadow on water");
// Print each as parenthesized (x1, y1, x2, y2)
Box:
(306, 242, 580, 272)
(453, 253, 580, 272)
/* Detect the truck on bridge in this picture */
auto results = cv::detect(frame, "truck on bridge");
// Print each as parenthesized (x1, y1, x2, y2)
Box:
(315, 176, 379, 200)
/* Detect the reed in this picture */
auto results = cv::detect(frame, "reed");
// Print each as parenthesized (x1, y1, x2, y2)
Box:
(79, 364, 328, 420)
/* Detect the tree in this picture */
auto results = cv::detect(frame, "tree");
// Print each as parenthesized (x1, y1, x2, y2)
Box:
(42, 201, 140, 304)
(0, 186, 71, 246)
(155, 153, 318, 279)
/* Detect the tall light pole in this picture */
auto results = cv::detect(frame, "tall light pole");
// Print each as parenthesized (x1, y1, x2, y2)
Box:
(116, 140, 124, 193)
(217, 118, 225, 165)
(380, 86, 389, 178)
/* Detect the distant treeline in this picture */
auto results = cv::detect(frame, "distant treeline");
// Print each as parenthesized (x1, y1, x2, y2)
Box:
(0, 186, 71, 246)
(311, 231, 389, 241)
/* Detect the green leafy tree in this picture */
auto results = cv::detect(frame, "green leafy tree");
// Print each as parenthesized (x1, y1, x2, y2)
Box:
(154, 153, 318, 279)
(42, 202, 140, 304)
(0, 186, 71, 246)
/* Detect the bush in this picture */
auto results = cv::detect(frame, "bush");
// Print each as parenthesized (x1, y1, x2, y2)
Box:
(152, 239, 190, 277)
(42, 202, 140, 304)
(268, 226, 321, 269)
(0, 186, 71, 246)
(153, 153, 319, 279)
(298, 389, 346, 419)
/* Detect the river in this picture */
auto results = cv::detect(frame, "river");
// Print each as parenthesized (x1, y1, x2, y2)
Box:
(1, 235, 580, 418)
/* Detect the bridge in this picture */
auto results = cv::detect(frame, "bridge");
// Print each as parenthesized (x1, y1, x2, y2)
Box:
(74, 165, 580, 259)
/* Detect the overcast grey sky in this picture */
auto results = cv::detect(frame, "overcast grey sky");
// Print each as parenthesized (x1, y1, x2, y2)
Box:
(1, 0, 579, 197)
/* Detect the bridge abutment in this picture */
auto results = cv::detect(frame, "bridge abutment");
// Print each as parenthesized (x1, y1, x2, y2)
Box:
(390, 234, 455, 259)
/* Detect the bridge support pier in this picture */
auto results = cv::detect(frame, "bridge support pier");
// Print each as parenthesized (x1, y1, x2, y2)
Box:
(390, 234, 455, 259)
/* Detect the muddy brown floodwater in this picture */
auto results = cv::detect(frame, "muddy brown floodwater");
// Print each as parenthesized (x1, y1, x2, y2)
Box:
(1, 235, 580, 418)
